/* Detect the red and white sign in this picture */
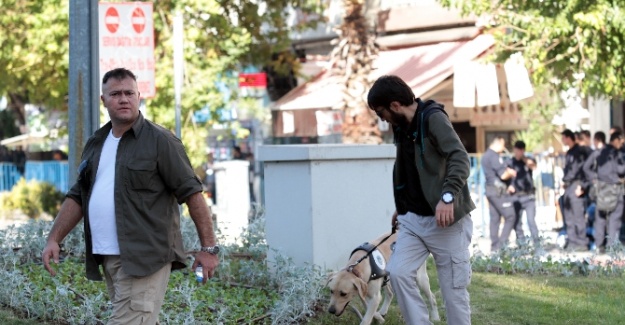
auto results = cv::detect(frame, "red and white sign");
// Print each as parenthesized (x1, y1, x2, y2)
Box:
(104, 7, 120, 33)
(131, 7, 146, 33)
(99, 2, 155, 98)
(239, 73, 267, 88)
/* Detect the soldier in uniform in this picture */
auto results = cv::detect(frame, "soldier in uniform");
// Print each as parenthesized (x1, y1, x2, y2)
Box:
(593, 132, 606, 151)
(561, 129, 591, 251)
(508, 141, 539, 244)
(611, 126, 625, 245)
(482, 136, 522, 251)
(583, 132, 625, 252)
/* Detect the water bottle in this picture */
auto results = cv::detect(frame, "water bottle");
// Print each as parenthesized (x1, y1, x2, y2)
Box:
(195, 266, 203, 282)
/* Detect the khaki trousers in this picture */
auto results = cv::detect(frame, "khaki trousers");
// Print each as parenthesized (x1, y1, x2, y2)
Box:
(387, 213, 473, 325)
(103, 256, 171, 325)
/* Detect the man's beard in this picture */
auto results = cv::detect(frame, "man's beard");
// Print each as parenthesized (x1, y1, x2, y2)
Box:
(387, 109, 410, 129)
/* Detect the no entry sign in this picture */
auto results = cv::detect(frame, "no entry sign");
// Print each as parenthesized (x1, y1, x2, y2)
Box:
(131, 7, 146, 33)
(104, 7, 119, 33)
(99, 2, 155, 98)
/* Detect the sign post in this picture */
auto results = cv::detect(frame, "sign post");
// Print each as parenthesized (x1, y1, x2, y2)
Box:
(98, 2, 155, 98)
(173, 13, 183, 139)
(68, 0, 100, 185)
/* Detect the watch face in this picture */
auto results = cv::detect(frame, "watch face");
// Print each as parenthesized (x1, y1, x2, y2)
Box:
(443, 193, 453, 203)
(211, 246, 220, 254)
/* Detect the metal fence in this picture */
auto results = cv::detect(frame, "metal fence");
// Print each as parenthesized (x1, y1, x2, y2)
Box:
(0, 161, 69, 193)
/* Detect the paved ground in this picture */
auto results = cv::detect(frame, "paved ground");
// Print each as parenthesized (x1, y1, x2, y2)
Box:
(471, 206, 625, 265)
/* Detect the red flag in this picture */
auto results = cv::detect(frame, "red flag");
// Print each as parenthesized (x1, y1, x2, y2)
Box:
(239, 73, 267, 88)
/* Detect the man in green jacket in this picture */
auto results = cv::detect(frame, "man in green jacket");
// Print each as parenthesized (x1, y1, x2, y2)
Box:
(367, 75, 475, 325)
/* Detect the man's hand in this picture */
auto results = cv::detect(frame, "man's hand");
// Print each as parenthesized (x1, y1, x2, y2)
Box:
(435, 200, 454, 228)
(40, 198, 83, 277)
(507, 185, 516, 194)
(391, 211, 398, 232)
(42, 241, 60, 276)
(192, 251, 219, 284)
(501, 167, 517, 180)
(575, 185, 584, 197)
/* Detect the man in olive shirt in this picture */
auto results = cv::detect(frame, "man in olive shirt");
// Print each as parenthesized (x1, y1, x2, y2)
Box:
(42, 68, 219, 325)
(368, 75, 475, 325)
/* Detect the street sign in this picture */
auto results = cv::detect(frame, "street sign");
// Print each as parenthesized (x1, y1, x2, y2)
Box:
(239, 73, 267, 88)
(104, 7, 119, 33)
(131, 7, 146, 33)
(99, 2, 155, 98)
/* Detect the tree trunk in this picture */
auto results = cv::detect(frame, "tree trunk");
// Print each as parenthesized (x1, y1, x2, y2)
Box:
(331, 0, 381, 144)
(8, 92, 27, 130)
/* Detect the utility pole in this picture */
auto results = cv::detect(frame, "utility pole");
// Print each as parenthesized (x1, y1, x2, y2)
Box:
(173, 12, 184, 139)
(68, 0, 100, 184)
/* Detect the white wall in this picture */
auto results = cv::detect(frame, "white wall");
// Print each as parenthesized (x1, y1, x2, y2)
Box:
(259, 144, 396, 271)
(588, 96, 611, 137)
(213, 160, 250, 244)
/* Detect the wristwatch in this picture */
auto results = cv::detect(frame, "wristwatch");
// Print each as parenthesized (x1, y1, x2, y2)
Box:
(441, 192, 454, 204)
(200, 245, 220, 255)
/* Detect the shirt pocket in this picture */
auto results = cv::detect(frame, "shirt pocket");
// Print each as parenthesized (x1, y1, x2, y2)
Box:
(127, 160, 157, 190)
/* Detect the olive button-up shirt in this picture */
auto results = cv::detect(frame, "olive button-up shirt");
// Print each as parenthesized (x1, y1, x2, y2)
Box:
(67, 113, 203, 280)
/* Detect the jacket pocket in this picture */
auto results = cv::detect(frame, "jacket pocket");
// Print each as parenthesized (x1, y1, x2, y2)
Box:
(451, 250, 471, 289)
(127, 160, 157, 190)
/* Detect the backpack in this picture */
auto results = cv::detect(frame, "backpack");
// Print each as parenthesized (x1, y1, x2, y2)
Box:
(588, 149, 623, 212)
(392, 99, 449, 187)
(392, 99, 448, 144)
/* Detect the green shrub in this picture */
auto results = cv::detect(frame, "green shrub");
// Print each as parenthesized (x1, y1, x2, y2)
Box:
(0, 213, 327, 324)
(0, 179, 64, 218)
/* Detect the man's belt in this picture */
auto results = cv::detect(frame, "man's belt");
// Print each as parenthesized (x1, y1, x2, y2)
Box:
(563, 180, 580, 187)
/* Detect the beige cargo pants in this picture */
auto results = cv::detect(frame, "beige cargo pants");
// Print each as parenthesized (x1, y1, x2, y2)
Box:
(387, 213, 473, 325)
(103, 256, 171, 325)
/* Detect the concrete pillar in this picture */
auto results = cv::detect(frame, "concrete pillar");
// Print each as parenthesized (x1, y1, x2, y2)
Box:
(611, 99, 624, 130)
(588, 96, 611, 137)
(212, 160, 250, 244)
(258, 144, 395, 271)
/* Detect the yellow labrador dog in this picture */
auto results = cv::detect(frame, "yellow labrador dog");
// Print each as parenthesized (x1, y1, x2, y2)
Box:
(326, 232, 440, 325)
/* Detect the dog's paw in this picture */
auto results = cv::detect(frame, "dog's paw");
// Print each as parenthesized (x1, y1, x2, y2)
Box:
(373, 312, 386, 323)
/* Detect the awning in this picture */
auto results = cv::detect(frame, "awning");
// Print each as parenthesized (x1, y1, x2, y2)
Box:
(0, 132, 48, 149)
(272, 34, 495, 111)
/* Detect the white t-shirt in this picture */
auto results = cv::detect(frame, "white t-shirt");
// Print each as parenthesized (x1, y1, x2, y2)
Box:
(89, 130, 121, 255)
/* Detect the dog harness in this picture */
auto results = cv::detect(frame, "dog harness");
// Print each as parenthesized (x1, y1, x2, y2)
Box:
(350, 242, 390, 281)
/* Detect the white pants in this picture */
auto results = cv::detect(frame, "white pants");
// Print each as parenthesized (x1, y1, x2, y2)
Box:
(387, 213, 473, 325)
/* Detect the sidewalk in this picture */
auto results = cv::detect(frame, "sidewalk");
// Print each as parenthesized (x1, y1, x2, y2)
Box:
(470, 206, 623, 264)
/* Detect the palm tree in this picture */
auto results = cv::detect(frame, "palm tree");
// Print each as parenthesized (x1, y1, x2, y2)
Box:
(329, 0, 381, 144)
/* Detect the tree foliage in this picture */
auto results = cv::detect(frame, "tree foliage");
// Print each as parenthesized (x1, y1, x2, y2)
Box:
(514, 86, 562, 153)
(0, 0, 69, 126)
(440, 0, 625, 97)
(0, 0, 322, 165)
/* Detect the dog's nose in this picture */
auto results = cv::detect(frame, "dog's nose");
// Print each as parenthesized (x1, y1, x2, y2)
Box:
(328, 306, 336, 314)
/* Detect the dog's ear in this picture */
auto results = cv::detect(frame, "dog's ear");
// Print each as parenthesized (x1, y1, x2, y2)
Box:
(325, 272, 336, 287)
(353, 277, 368, 301)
